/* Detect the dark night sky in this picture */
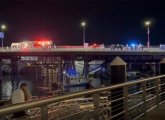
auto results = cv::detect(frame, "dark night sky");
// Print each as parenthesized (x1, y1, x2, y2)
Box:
(0, 0, 165, 46)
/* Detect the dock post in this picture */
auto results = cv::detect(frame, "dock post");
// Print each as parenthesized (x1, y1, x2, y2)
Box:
(110, 56, 127, 120)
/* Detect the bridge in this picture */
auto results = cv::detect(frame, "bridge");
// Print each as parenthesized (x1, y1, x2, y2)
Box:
(0, 75, 165, 120)
(0, 46, 165, 64)
(0, 46, 165, 96)
(0, 46, 165, 56)
(0, 46, 165, 120)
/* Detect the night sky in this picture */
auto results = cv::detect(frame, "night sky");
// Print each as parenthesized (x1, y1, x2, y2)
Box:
(0, 0, 165, 46)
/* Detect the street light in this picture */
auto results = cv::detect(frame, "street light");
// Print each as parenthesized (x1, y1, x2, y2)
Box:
(1, 25, 6, 30)
(1, 24, 7, 48)
(145, 21, 151, 48)
(81, 21, 86, 46)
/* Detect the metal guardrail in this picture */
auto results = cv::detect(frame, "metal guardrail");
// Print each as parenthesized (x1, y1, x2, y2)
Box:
(0, 75, 165, 120)
(0, 46, 164, 52)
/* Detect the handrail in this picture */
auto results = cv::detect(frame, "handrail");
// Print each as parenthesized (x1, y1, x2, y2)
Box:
(0, 74, 165, 117)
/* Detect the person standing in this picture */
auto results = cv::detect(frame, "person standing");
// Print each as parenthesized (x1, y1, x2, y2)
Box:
(20, 83, 32, 101)
(11, 83, 32, 119)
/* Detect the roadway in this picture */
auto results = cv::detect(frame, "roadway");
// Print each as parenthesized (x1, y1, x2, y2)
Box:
(0, 46, 162, 52)
(0, 46, 163, 52)
(0, 46, 165, 62)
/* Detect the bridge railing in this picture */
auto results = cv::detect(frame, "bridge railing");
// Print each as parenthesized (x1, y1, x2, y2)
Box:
(0, 75, 165, 120)
(0, 45, 163, 52)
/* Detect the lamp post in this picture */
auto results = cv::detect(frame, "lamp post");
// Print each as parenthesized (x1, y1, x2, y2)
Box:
(81, 21, 86, 46)
(0, 24, 6, 48)
(145, 21, 151, 48)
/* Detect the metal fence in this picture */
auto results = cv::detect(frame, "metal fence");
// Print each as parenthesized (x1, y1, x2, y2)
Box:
(0, 75, 165, 120)
(0, 46, 163, 52)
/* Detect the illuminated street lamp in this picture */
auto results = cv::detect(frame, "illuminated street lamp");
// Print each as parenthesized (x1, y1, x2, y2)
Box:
(145, 21, 151, 48)
(1, 25, 6, 30)
(81, 21, 86, 45)
(0, 24, 7, 48)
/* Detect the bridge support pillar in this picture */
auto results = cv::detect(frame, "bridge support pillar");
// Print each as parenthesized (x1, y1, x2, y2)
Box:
(147, 62, 156, 76)
(46, 65, 49, 86)
(34, 65, 39, 96)
(159, 58, 165, 101)
(83, 60, 89, 82)
(11, 57, 19, 90)
(58, 57, 63, 89)
(41, 66, 46, 87)
(110, 56, 127, 120)
(149, 62, 156, 76)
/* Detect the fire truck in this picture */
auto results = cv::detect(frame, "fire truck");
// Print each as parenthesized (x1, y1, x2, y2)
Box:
(11, 40, 53, 49)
